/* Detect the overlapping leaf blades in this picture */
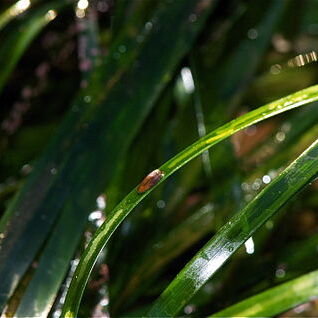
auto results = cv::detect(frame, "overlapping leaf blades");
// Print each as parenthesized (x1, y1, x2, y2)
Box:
(148, 137, 318, 316)
(0, 0, 215, 315)
(212, 269, 318, 317)
(1, 0, 318, 317)
(62, 85, 318, 316)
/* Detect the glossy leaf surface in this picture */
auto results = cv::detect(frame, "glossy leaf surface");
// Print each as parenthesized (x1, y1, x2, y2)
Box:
(0, 0, 215, 313)
(212, 270, 318, 317)
(147, 137, 318, 316)
(62, 85, 318, 317)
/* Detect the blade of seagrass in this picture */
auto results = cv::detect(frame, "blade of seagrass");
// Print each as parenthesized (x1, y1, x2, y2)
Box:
(13, 4, 101, 317)
(0, 0, 216, 314)
(112, 203, 216, 312)
(247, 104, 318, 174)
(61, 85, 318, 317)
(104, 1, 295, 302)
(147, 138, 318, 316)
(202, 123, 318, 314)
(165, 0, 286, 224)
(196, 0, 285, 124)
(106, 86, 186, 311)
(275, 232, 318, 284)
(211, 269, 318, 317)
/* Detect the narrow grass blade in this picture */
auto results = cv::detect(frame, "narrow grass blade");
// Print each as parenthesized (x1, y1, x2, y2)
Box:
(0, 0, 216, 314)
(147, 140, 318, 317)
(62, 85, 318, 317)
(194, 0, 285, 124)
(112, 203, 215, 312)
(217, 0, 285, 101)
(211, 270, 318, 317)
(12, 7, 100, 318)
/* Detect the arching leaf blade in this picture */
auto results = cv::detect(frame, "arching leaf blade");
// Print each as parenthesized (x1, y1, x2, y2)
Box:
(0, 0, 216, 314)
(62, 85, 318, 317)
(147, 138, 318, 317)
(211, 269, 318, 317)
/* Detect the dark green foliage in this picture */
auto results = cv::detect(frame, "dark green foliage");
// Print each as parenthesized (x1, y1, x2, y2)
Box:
(1, 0, 318, 317)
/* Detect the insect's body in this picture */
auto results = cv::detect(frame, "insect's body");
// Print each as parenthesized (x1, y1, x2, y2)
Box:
(137, 169, 164, 193)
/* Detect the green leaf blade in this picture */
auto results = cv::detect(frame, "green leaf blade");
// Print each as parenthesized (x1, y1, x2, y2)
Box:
(62, 85, 318, 317)
(147, 138, 318, 316)
(0, 0, 215, 314)
(212, 270, 318, 317)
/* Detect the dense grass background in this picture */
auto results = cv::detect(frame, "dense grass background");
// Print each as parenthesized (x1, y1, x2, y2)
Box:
(1, 0, 318, 317)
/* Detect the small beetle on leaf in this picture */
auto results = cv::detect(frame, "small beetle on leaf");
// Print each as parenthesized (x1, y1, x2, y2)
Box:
(137, 169, 164, 193)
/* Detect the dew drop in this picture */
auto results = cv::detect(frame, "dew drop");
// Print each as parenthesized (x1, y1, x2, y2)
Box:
(245, 237, 255, 254)
(241, 182, 250, 191)
(247, 28, 258, 40)
(184, 304, 196, 314)
(270, 64, 282, 75)
(100, 298, 109, 306)
(262, 175, 271, 184)
(145, 21, 153, 31)
(227, 245, 234, 252)
(84, 95, 91, 103)
(21, 164, 33, 175)
(15, 0, 30, 12)
(252, 178, 262, 190)
(156, 200, 166, 209)
(282, 122, 291, 132)
(88, 210, 103, 221)
(275, 268, 286, 278)
(275, 131, 285, 142)
(96, 194, 106, 209)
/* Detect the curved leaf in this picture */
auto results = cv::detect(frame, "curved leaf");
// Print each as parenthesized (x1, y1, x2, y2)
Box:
(62, 85, 318, 317)
(147, 138, 318, 316)
(0, 0, 215, 313)
(12, 5, 101, 317)
(112, 203, 216, 312)
(211, 269, 318, 317)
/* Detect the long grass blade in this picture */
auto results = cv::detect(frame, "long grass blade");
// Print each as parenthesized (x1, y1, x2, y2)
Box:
(211, 269, 318, 317)
(62, 85, 318, 317)
(112, 203, 215, 312)
(0, 0, 215, 313)
(147, 137, 318, 317)
(12, 5, 101, 318)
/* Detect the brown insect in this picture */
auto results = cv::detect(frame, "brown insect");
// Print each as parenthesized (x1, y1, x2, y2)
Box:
(137, 169, 164, 193)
